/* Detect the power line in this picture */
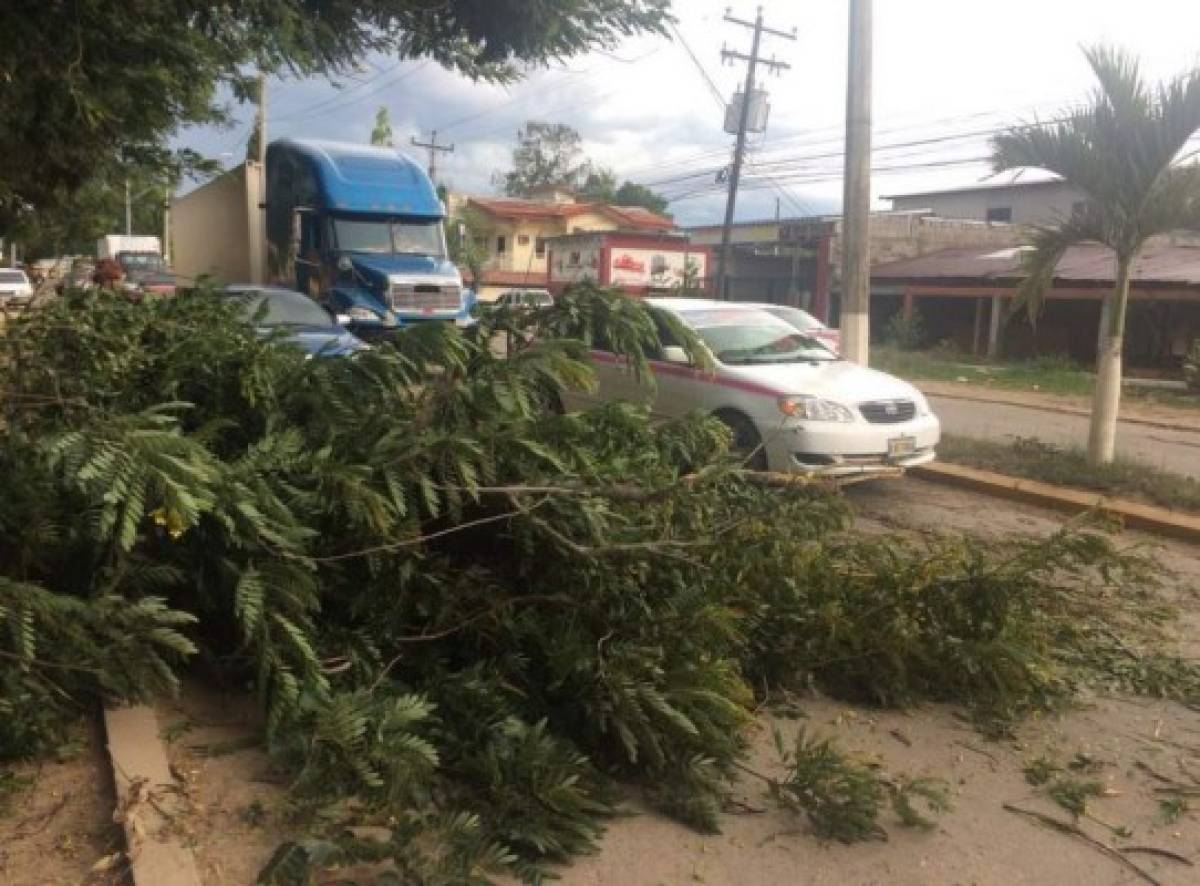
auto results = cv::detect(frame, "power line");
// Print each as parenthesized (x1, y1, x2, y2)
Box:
(271, 60, 430, 124)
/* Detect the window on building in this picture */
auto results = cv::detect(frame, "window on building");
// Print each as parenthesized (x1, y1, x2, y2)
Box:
(496, 235, 507, 254)
(517, 234, 531, 246)
(985, 207, 1013, 223)
(535, 237, 547, 258)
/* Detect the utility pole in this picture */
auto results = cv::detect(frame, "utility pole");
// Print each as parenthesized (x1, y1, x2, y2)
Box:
(715, 7, 795, 300)
(411, 130, 455, 182)
(124, 178, 132, 235)
(840, 0, 873, 365)
(162, 186, 172, 264)
(256, 71, 268, 168)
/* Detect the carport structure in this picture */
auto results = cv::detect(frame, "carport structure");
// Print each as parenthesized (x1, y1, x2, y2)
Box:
(871, 242, 1200, 366)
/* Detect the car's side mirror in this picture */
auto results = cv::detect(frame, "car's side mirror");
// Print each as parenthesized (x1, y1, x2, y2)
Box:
(337, 256, 353, 273)
(660, 345, 690, 365)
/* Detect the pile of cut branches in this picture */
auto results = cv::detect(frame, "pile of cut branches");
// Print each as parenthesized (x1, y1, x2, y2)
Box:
(0, 285, 1192, 882)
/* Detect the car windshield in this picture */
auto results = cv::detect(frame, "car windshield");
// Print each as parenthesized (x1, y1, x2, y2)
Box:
(0, 271, 26, 284)
(763, 305, 823, 332)
(334, 217, 446, 257)
(232, 290, 334, 328)
(675, 308, 837, 364)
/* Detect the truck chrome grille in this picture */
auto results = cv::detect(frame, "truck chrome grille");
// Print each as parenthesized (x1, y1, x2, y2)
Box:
(859, 399, 916, 424)
(389, 283, 461, 313)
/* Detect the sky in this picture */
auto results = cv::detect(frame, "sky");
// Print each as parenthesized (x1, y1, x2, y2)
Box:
(174, 0, 1200, 226)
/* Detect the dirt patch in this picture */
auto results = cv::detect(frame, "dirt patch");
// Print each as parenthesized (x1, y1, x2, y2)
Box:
(0, 717, 127, 886)
(155, 685, 290, 886)
(556, 479, 1200, 885)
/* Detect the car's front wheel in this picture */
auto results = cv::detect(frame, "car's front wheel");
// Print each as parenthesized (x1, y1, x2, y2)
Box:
(716, 410, 768, 471)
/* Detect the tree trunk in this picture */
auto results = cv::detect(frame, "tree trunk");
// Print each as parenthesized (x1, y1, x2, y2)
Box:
(1086, 257, 1131, 466)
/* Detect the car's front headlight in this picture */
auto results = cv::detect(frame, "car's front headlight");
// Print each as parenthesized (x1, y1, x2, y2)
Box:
(913, 392, 932, 416)
(777, 396, 855, 423)
(346, 306, 380, 322)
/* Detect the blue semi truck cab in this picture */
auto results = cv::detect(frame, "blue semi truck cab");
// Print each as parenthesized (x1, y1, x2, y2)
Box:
(265, 138, 473, 332)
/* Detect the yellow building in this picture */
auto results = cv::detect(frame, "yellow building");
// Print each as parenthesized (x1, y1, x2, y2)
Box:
(459, 194, 674, 301)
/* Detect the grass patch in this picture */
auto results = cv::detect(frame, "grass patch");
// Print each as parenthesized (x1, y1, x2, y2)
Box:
(872, 346, 1200, 411)
(937, 434, 1200, 514)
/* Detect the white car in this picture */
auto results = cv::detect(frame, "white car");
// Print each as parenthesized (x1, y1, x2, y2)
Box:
(568, 298, 939, 476)
(495, 288, 554, 310)
(0, 268, 33, 305)
(747, 302, 841, 355)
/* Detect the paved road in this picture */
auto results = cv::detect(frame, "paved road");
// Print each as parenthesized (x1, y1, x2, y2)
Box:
(930, 395, 1200, 480)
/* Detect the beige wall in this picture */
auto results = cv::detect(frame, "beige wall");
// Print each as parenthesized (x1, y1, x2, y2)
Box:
(172, 163, 263, 285)
(890, 182, 1082, 226)
(478, 212, 619, 275)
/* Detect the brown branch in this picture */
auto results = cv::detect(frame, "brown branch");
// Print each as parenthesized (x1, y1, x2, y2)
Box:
(294, 496, 552, 564)
(1002, 803, 1162, 885)
(1120, 846, 1194, 867)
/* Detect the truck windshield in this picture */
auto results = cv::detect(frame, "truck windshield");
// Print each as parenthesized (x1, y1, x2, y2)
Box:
(120, 253, 166, 272)
(334, 218, 446, 257)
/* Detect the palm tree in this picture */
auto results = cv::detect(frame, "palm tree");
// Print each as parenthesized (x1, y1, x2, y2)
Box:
(992, 46, 1200, 464)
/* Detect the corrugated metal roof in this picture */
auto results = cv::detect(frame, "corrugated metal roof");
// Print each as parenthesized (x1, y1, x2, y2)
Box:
(883, 172, 1065, 201)
(872, 243, 1200, 288)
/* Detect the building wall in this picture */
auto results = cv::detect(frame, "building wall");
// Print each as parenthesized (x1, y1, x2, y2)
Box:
(890, 182, 1083, 225)
(172, 164, 260, 284)
(476, 212, 619, 276)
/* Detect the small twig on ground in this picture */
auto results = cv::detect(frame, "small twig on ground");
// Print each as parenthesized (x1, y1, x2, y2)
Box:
(12, 792, 70, 839)
(1120, 846, 1195, 867)
(724, 798, 767, 815)
(1001, 803, 1162, 886)
(954, 740, 1001, 768)
(888, 728, 912, 747)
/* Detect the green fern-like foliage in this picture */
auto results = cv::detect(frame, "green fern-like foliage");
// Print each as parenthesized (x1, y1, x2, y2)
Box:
(0, 283, 1182, 882)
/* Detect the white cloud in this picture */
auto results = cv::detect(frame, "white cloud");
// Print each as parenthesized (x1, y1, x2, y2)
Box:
(174, 0, 1200, 225)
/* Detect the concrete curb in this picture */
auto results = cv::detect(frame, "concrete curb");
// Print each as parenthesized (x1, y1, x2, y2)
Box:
(909, 462, 1200, 544)
(103, 705, 202, 886)
(921, 386, 1200, 434)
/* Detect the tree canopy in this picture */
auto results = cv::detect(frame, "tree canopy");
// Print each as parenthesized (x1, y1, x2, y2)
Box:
(503, 122, 671, 215)
(371, 108, 396, 147)
(991, 45, 1200, 463)
(0, 0, 671, 232)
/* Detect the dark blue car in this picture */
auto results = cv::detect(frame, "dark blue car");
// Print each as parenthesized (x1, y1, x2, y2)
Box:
(225, 286, 368, 357)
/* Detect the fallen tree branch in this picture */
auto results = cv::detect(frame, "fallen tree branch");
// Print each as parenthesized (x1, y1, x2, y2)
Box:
(1001, 803, 1162, 885)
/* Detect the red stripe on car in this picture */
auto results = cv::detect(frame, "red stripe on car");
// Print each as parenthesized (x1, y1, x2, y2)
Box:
(588, 350, 782, 399)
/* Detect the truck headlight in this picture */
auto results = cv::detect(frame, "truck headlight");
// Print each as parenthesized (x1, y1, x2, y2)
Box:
(777, 396, 855, 423)
(346, 306, 380, 322)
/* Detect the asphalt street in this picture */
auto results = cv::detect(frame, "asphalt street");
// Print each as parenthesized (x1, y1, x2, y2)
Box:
(930, 395, 1200, 479)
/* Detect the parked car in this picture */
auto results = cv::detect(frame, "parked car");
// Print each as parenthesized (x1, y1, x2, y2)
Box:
(746, 302, 841, 354)
(119, 252, 176, 298)
(224, 285, 368, 357)
(565, 298, 939, 476)
(0, 268, 34, 305)
(494, 289, 554, 310)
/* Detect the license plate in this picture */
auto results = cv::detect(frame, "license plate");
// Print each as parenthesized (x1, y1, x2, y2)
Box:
(887, 435, 916, 459)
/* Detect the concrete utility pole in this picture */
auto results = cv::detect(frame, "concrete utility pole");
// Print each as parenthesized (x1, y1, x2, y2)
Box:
(256, 71, 268, 168)
(411, 130, 455, 182)
(715, 7, 795, 300)
(840, 0, 873, 365)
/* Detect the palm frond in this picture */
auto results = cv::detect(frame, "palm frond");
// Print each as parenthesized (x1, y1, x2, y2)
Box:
(1014, 210, 1108, 325)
